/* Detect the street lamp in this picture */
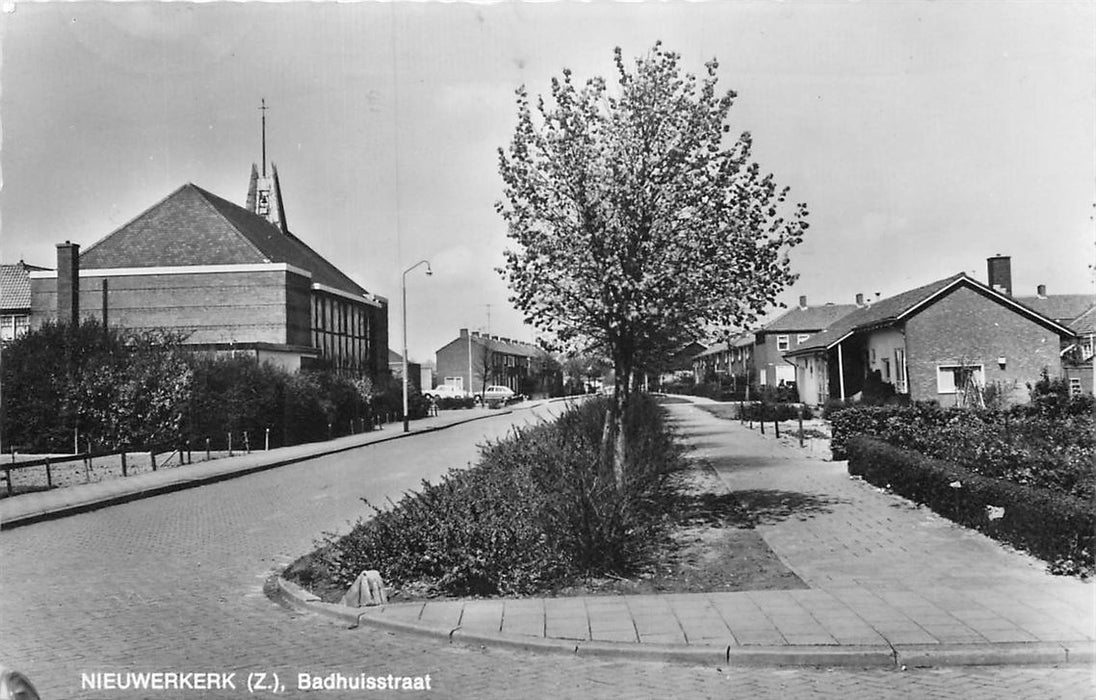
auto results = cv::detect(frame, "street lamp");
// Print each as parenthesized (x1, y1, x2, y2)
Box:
(402, 259, 432, 432)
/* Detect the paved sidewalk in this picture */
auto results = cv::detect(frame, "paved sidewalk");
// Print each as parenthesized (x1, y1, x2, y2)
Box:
(0, 401, 567, 529)
(279, 399, 1095, 667)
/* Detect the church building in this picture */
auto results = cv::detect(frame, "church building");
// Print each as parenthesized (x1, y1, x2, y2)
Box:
(30, 136, 389, 378)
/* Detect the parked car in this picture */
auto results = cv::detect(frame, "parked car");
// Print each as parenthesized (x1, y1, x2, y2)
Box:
(477, 385, 517, 404)
(423, 384, 469, 400)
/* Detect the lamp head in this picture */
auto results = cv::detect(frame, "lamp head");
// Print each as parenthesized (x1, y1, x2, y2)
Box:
(425, 264, 433, 277)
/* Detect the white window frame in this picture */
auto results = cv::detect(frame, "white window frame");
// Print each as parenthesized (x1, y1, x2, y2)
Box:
(776, 335, 790, 352)
(797, 334, 810, 344)
(895, 348, 908, 394)
(1069, 377, 1083, 396)
(936, 364, 984, 394)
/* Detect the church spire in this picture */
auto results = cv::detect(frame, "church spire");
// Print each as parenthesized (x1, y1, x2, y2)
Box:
(247, 98, 288, 232)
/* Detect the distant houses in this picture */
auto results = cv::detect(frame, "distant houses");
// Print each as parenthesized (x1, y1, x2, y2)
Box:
(435, 328, 561, 398)
(692, 256, 1093, 404)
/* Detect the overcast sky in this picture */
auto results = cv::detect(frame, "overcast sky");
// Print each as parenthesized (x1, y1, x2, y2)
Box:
(2, 1, 1093, 362)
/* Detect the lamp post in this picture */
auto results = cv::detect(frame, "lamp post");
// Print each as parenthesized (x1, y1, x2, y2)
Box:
(402, 259, 432, 432)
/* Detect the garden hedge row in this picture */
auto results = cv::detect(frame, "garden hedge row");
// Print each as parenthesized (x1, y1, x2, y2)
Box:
(846, 435, 1094, 576)
(829, 404, 1095, 500)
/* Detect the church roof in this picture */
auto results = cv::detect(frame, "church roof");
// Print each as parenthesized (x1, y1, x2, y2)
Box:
(80, 183, 372, 299)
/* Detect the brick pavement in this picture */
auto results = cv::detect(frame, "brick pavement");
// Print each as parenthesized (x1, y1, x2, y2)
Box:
(298, 401, 1094, 672)
(0, 400, 1092, 698)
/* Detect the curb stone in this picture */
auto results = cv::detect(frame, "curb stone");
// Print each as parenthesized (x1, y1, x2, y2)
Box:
(271, 576, 1088, 669)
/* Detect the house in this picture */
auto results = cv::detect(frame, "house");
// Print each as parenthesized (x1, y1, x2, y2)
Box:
(388, 349, 423, 392)
(785, 257, 1077, 406)
(691, 332, 753, 386)
(435, 329, 559, 397)
(655, 340, 707, 385)
(1, 262, 48, 342)
(29, 163, 389, 378)
(753, 296, 859, 387)
(1013, 284, 1095, 396)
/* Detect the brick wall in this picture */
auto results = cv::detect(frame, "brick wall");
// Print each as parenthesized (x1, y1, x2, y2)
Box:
(904, 285, 1061, 404)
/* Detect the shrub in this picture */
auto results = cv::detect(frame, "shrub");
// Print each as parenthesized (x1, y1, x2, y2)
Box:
(315, 394, 686, 596)
(437, 396, 476, 410)
(847, 436, 1094, 576)
(829, 404, 1095, 501)
(739, 402, 812, 422)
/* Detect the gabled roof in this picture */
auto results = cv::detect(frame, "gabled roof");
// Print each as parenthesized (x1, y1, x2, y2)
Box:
(1015, 294, 1095, 325)
(80, 183, 372, 298)
(1069, 305, 1096, 336)
(1, 261, 48, 311)
(787, 273, 1075, 355)
(694, 333, 752, 359)
(761, 303, 858, 333)
(472, 334, 544, 359)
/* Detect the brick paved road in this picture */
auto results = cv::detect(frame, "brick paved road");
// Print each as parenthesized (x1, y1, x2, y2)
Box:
(1, 407, 1091, 699)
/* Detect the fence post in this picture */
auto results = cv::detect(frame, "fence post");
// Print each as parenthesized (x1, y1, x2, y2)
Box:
(74, 427, 79, 455)
(265, 428, 270, 451)
(244, 431, 251, 454)
(774, 416, 780, 438)
(45, 455, 53, 488)
(85, 439, 92, 483)
(328, 422, 333, 440)
(121, 451, 128, 477)
(206, 437, 211, 461)
(228, 432, 233, 457)
(798, 406, 805, 447)
(759, 409, 765, 435)
(5, 468, 11, 496)
(150, 450, 157, 472)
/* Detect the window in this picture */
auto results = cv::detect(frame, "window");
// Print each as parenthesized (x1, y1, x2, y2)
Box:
(870, 348, 876, 363)
(797, 334, 810, 344)
(1070, 378, 1083, 396)
(881, 358, 891, 381)
(895, 348, 908, 394)
(936, 364, 984, 394)
(777, 335, 790, 352)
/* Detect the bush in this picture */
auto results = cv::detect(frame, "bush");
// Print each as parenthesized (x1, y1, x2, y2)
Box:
(847, 436, 1094, 576)
(739, 402, 812, 422)
(437, 396, 476, 410)
(315, 394, 686, 596)
(829, 404, 1095, 501)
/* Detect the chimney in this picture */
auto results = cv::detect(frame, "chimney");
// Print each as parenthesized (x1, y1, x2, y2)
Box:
(459, 328, 469, 339)
(855, 293, 864, 307)
(987, 255, 1012, 296)
(56, 241, 80, 326)
(1036, 284, 1047, 298)
(798, 295, 807, 310)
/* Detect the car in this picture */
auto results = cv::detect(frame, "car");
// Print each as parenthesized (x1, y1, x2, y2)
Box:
(423, 384, 469, 400)
(477, 385, 517, 404)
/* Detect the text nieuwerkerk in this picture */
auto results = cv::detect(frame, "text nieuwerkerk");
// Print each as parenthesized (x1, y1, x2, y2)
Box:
(81, 671, 433, 692)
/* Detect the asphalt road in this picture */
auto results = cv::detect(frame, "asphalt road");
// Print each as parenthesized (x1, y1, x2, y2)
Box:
(0, 404, 1089, 699)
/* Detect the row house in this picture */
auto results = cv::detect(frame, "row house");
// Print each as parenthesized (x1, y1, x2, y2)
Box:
(786, 257, 1079, 406)
(435, 329, 559, 397)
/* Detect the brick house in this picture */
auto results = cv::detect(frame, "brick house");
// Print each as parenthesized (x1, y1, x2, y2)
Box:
(29, 172, 389, 378)
(691, 332, 753, 385)
(435, 329, 559, 398)
(1, 262, 48, 342)
(786, 259, 1076, 406)
(753, 297, 858, 388)
(1015, 286, 1095, 396)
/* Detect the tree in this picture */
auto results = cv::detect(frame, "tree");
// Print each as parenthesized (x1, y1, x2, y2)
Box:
(497, 43, 808, 485)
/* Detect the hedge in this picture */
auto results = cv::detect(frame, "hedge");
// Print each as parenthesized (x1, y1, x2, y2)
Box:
(847, 435, 1094, 576)
(829, 405, 1095, 501)
(313, 394, 686, 596)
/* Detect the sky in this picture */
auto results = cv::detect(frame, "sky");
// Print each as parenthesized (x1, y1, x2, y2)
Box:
(2, 1, 1094, 363)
